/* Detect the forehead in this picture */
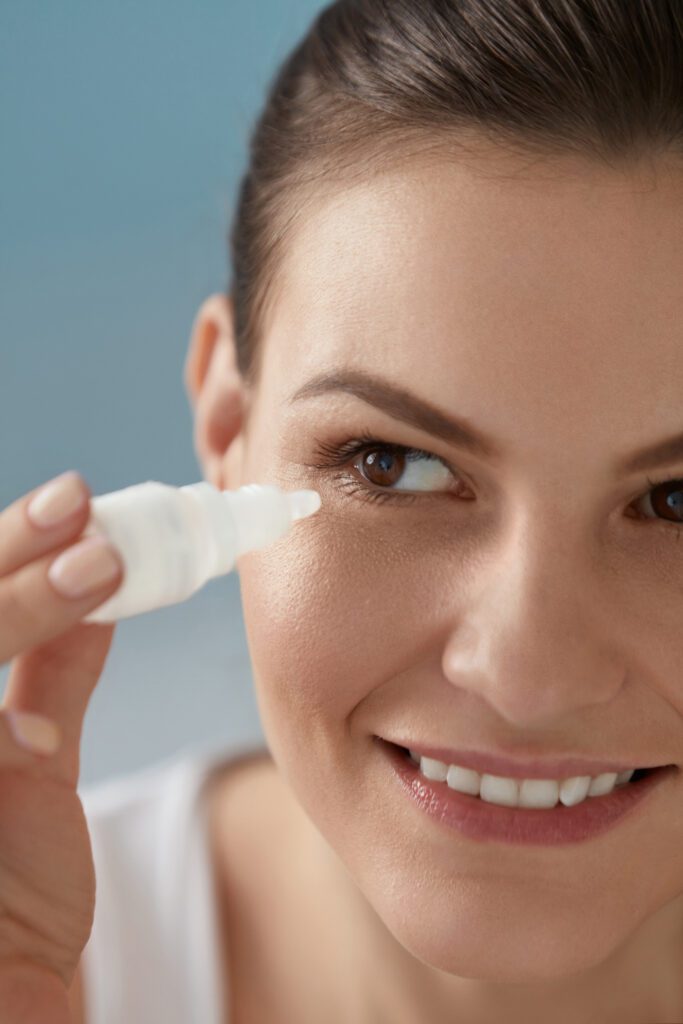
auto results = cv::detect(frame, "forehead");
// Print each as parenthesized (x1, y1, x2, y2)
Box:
(257, 150, 683, 463)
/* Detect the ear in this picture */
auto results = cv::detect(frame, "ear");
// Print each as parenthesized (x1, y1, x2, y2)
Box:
(184, 293, 247, 491)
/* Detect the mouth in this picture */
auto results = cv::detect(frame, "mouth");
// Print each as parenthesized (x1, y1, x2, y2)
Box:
(377, 739, 678, 845)
(390, 740, 667, 790)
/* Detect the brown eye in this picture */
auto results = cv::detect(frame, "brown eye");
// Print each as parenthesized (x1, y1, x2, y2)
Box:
(643, 479, 683, 525)
(353, 444, 457, 494)
(360, 448, 406, 487)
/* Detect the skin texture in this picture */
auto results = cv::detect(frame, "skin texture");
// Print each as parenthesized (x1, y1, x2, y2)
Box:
(185, 142, 683, 1022)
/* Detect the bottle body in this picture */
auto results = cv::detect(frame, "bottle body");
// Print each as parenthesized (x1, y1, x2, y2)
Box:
(82, 480, 320, 623)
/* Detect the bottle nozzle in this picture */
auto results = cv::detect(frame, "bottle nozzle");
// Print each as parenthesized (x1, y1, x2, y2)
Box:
(217, 484, 322, 559)
(286, 489, 322, 520)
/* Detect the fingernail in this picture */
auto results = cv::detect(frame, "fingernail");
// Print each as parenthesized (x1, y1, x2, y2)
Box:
(48, 536, 122, 599)
(27, 472, 86, 529)
(6, 711, 61, 755)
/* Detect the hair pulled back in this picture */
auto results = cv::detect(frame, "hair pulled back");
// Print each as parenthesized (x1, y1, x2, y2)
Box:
(228, 0, 683, 386)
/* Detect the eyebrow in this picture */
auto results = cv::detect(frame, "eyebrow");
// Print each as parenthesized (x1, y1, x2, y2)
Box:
(287, 369, 683, 476)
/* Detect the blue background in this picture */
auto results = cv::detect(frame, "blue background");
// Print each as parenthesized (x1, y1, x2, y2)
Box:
(1, 1, 324, 783)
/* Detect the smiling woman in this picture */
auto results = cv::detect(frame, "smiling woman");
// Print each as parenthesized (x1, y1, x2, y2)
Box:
(74, 1, 683, 1023)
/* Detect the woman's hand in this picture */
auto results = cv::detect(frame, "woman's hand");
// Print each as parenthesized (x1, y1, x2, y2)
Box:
(0, 471, 124, 1019)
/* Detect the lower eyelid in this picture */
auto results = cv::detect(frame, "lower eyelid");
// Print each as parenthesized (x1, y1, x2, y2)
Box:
(335, 475, 422, 505)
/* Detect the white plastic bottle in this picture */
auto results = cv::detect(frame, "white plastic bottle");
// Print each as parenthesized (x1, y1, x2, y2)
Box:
(81, 480, 321, 623)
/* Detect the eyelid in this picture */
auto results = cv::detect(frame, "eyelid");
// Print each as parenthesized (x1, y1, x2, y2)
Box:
(309, 430, 461, 475)
(326, 435, 468, 500)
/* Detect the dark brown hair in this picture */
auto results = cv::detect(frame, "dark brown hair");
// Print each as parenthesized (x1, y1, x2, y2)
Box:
(228, 0, 683, 387)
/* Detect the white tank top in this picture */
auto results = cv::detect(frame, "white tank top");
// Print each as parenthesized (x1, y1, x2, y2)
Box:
(78, 742, 264, 1024)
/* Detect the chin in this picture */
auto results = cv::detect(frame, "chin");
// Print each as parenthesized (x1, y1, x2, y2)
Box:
(350, 866, 632, 983)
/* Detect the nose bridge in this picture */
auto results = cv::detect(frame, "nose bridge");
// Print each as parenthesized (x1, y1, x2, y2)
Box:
(441, 509, 624, 728)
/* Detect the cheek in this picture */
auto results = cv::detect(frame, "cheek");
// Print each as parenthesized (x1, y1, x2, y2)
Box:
(235, 512, 460, 761)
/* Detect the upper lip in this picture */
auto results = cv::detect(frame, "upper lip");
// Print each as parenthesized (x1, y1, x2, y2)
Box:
(382, 738, 672, 780)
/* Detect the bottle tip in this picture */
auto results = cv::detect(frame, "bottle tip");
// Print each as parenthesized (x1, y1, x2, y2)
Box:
(286, 489, 322, 520)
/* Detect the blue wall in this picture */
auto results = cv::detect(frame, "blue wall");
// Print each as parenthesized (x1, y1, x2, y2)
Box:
(1, 1, 325, 783)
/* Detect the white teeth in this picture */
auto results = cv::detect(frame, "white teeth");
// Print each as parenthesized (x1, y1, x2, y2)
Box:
(446, 764, 480, 796)
(587, 772, 618, 797)
(480, 774, 519, 807)
(559, 775, 591, 807)
(420, 757, 448, 782)
(519, 778, 560, 809)
(410, 753, 638, 810)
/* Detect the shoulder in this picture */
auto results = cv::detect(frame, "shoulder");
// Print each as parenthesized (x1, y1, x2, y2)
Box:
(204, 746, 312, 907)
(204, 747, 293, 856)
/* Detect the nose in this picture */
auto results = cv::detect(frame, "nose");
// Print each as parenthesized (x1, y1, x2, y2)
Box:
(441, 516, 625, 728)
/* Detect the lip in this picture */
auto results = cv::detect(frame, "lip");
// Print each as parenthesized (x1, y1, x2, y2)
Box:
(382, 738, 672, 780)
(379, 739, 678, 846)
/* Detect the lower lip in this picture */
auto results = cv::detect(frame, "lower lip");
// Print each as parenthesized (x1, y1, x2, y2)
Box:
(378, 739, 677, 846)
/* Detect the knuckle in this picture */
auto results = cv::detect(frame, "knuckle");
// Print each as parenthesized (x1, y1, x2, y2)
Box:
(5, 572, 46, 633)
(0, 566, 63, 663)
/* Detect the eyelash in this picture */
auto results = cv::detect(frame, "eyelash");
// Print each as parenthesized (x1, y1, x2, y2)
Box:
(308, 431, 683, 540)
(309, 432, 452, 507)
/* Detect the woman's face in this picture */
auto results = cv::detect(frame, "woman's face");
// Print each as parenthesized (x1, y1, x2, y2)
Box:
(195, 145, 683, 983)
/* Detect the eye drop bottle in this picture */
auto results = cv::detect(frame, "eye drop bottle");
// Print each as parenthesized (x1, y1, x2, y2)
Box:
(81, 480, 321, 624)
